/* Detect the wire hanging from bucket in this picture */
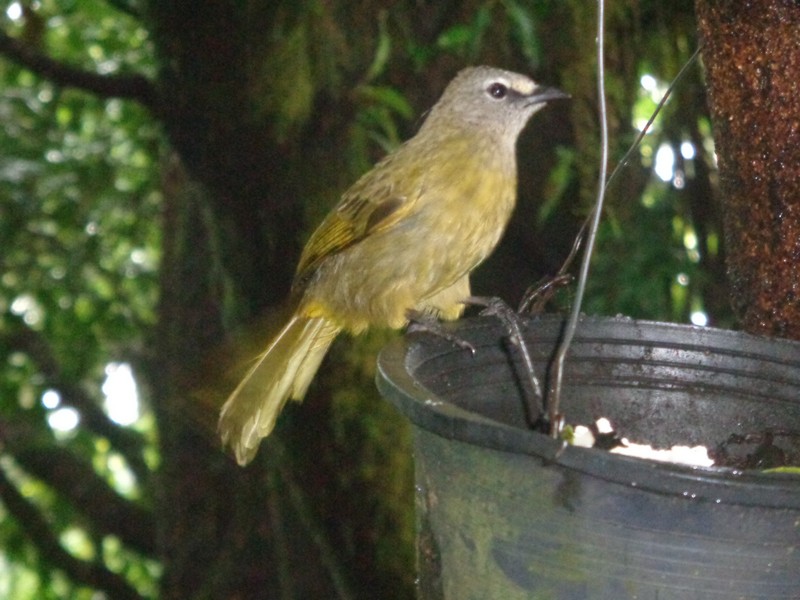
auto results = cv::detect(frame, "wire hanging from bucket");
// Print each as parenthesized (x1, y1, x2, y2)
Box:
(545, 0, 704, 437)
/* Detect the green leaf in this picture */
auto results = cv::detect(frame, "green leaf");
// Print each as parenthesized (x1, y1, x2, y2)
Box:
(356, 85, 413, 119)
(504, 0, 540, 66)
(364, 11, 392, 82)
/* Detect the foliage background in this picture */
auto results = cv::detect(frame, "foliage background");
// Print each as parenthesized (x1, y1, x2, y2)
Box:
(0, 1, 723, 598)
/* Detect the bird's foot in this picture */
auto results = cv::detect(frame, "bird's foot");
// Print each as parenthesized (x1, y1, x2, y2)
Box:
(406, 310, 476, 354)
(464, 296, 545, 426)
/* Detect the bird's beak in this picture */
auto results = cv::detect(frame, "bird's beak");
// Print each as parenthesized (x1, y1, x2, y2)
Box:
(527, 86, 570, 106)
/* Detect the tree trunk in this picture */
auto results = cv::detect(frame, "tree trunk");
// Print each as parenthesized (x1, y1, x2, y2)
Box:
(142, 3, 415, 596)
(151, 157, 351, 598)
(695, 0, 800, 339)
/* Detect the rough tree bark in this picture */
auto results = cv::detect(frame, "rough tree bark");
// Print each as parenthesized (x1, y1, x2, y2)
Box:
(696, 0, 800, 339)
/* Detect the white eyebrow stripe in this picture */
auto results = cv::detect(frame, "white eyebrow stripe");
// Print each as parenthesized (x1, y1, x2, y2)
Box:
(485, 76, 511, 89)
(485, 75, 536, 96)
(510, 78, 535, 95)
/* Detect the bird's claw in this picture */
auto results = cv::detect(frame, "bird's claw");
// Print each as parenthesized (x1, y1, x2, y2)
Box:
(406, 311, 476, 354)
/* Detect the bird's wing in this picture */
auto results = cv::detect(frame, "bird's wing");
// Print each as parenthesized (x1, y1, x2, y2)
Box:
(293, 167, 420, 288)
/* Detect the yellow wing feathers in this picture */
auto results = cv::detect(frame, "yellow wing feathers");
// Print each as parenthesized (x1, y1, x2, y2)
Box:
(295, 169, 420, 289)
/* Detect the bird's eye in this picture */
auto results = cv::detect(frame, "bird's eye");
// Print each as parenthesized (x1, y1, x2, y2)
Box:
(487, 82, 508, 99)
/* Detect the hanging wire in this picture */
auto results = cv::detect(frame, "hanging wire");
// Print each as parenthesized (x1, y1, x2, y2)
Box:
(544, 8, 703, 436)
(546, 0, 609, 437)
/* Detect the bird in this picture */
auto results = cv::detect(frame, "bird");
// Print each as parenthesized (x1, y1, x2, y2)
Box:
(219, 65, 567, 465)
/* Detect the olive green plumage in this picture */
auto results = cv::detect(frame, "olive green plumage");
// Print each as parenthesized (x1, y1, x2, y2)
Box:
(219, 66, 566, 465)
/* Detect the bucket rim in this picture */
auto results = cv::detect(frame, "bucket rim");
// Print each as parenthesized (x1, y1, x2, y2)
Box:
(376, 314, 800, 509)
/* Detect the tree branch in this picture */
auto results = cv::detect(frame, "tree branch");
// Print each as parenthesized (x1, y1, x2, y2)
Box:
(0, 29, 159, 111)
(0, 467, 144, 600)
(7, 433, 157, 557)
(2, 319, 150, 480)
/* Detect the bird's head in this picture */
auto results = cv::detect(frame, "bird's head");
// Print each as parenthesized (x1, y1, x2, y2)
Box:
(422, 66, 568, 143)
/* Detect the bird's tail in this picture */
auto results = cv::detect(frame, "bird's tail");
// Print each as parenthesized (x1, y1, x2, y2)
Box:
(218, 314, 341, 465)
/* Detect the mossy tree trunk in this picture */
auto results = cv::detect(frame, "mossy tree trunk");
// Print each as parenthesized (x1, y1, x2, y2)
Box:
(143, 3, 415, 597)
(696, 0, 800, 339)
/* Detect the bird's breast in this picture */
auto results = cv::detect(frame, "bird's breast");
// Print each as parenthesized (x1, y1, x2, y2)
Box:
(301, 143, 518, 331)
(420, 149, 517, 266)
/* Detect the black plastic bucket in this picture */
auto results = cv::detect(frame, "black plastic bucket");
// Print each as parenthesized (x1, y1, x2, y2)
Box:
(376, 315, 800, 599)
